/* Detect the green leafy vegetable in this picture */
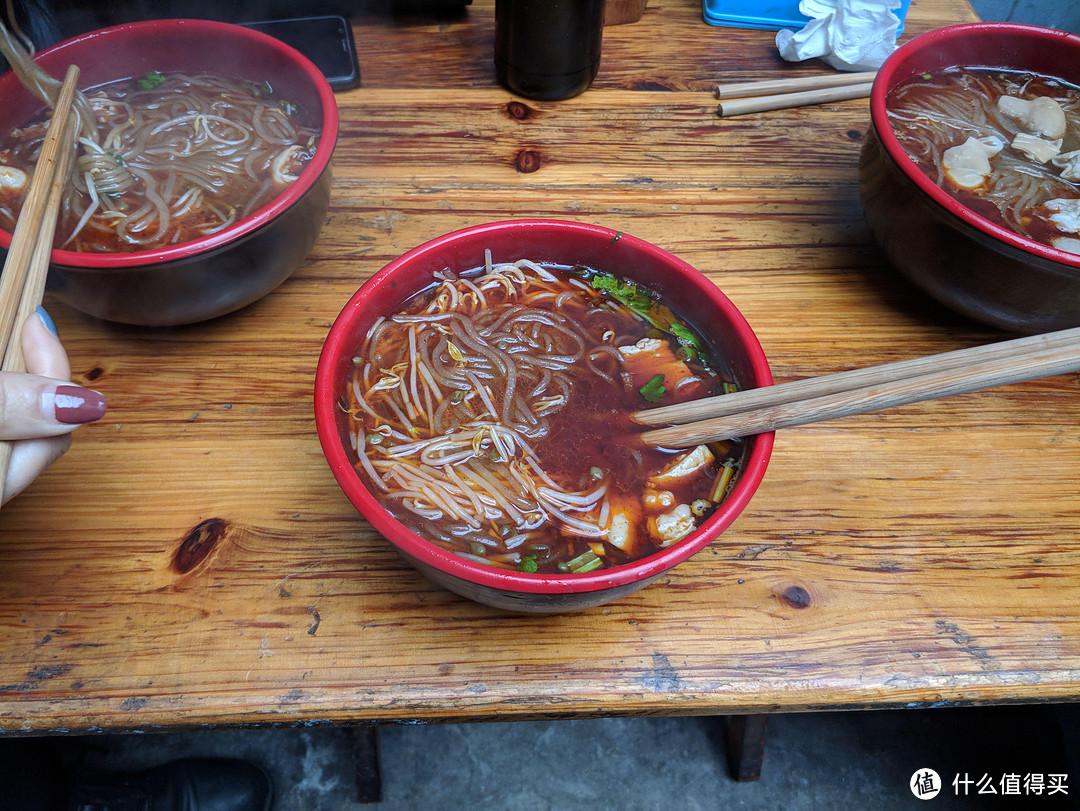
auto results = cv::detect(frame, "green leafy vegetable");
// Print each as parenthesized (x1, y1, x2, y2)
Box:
(518, 556, 539, 573)
(639, 374, 666, 403)
(589, 272, 654, 315)
(669, 321, 703, 362)
(557, 550, 603, 573)
(137, 71, 166, 90)
(278, 100, 299, 116)
(586, 271, 682, 336)
(573, 557, 603, 573)
(669, 322, 698, 348)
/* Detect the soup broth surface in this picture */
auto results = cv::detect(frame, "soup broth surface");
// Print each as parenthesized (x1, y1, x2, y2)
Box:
(0, 71, 319, 252)
(343, 258, 745, 574)
(887, 66, 1080, 253)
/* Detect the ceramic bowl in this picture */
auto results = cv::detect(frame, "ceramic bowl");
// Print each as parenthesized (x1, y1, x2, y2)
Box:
(314, 219, 774, 613)
(0, 18, 338, 326)
(859, 22, 1080, 333)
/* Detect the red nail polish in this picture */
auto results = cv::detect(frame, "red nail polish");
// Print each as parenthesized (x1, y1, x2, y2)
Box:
(54, 385, 107, 424)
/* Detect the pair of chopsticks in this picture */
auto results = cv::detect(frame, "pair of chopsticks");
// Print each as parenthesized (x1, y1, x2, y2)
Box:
(716, 70, 875, 117)
(0, 64, 80, 499)
(635, 326, 1080, 448)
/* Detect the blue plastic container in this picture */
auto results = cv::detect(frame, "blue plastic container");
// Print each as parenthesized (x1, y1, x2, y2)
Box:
(703, 0, 911, 33)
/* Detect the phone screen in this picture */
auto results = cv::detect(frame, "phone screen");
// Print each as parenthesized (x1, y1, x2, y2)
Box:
(243, 15, 361, 91)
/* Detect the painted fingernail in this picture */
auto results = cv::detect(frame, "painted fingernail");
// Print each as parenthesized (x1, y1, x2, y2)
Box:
(36, 306, 59, 336)
(53, 385, 106, 424)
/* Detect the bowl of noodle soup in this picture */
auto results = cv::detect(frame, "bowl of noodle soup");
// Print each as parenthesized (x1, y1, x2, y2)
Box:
(859, 22, 1080, 333)
(315, 220, 774, 612)
(0, 18, 337, 326)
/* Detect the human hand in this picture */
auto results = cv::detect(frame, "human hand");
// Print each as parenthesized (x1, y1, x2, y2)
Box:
(0, 308, 106, 505)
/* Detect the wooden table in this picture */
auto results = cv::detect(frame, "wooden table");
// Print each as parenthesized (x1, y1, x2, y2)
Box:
(10, 0, 1075, 755)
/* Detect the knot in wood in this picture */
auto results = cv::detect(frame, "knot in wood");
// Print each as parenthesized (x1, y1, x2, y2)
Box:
(505, 101, 535, 121)
(779, 584, 812, 609)
(172, 517, 229, 574)
(514, 149, 542, 174)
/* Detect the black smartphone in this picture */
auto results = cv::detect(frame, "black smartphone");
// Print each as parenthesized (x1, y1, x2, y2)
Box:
(243, 15, 361, 91)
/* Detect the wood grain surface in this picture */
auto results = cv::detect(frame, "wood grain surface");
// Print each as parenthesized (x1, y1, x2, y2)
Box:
(7, 0, 1075, 737)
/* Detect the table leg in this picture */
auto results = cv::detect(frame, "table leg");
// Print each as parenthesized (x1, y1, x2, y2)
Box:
(724, 714, 768, 782)
(352, 724, 383, 803)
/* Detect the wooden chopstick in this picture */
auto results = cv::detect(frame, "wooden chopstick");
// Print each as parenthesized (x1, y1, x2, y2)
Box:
(4, 95, 78, 375)
(0, 63, 80, 365)
(717, 82, 873, 117)
(636, 327, 1080, 448)
(0, 64, 81, 499)
(636, 326, 1080, 427)
(715, 71, 877, 100)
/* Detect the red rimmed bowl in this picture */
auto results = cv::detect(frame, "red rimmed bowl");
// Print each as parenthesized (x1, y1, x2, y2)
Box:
(0, 19, 338, 326)
(314, 219, 774, 613)
(859, 22, 1080, 333)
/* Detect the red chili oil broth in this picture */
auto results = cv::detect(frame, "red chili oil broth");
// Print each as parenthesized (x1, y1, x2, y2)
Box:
(343, 262, 748, 574)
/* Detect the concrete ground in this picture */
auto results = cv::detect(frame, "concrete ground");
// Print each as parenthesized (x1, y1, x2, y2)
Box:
(36, 703, 1078, 809)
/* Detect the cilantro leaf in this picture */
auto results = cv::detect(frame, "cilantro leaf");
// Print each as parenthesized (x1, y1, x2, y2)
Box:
(137, 71, 166, 90)
(639, 374, 666, 403)
(669, 322, 699, 348)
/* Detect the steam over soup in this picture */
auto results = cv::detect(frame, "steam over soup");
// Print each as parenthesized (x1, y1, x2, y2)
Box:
(0, 71, 319, 252)
(886, 67, 1080, 254)
(342, 256, 746, 575)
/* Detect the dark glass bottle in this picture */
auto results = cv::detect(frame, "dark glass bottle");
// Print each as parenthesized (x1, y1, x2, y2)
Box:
(494, 0, 605, 101)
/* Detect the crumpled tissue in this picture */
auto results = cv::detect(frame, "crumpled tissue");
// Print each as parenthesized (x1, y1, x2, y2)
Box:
(776, 0, 903, 72)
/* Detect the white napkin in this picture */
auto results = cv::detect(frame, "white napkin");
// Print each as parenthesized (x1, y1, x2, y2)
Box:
(776, 0, 903, 72)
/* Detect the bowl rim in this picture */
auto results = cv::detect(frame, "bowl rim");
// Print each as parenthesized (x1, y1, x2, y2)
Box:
(871, 21, 1080, 270)
(0, 17, 339, 269)
(314, 218, 775, 596)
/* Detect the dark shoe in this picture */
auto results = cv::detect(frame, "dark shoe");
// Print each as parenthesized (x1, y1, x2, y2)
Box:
(69, 757, 271, 811)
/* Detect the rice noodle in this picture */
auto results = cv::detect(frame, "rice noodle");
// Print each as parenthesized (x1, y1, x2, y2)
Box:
(343, 259, 737, 573)
(0, 23, 321, 253)
(887, 67, 1080, 246)
(343, 260, 629, 549)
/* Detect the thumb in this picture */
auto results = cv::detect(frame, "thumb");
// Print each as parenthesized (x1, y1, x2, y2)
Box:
(22, 306, 71, 381)
(0, 373, 106, 440)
